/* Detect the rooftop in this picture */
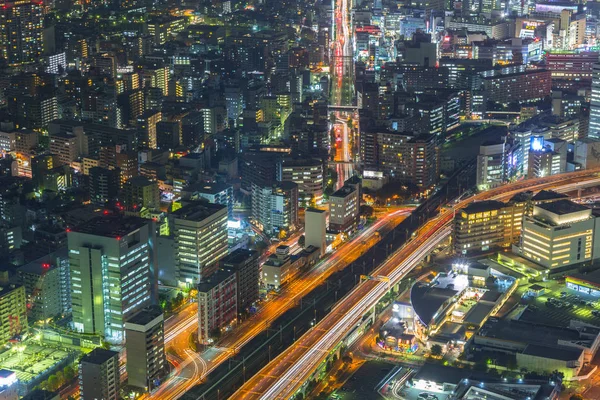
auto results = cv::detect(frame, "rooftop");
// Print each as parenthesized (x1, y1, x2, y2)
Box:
(536, 199, 589, 216)
(172, 201, 226, 221)
(331, 185, 357, 198)
(125, 305, 163, 327)
(221, 249, 258, 267)
(522, 343, 583, 361)
(531, 190, 568, 202)
(197, 269, 235, 293)
(462, 200, 506, 214)
(81, 348, 119, 365)
(185, 182, 231, 195)
(413, 363, 468, 385)
(70, 216, 147, 238)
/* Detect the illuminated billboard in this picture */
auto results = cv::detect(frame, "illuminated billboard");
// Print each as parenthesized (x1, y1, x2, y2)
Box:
(530, 136, 544, 151)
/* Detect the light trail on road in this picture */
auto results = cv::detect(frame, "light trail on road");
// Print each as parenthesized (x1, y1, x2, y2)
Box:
(231, 168, 600, 400)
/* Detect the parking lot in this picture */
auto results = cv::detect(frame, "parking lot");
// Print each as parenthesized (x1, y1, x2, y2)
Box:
(518, 280, 600, 327)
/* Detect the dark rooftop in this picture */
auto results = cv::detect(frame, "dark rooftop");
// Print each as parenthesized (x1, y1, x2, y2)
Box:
(171, 201, 226, 221)
(81, 348, 119, 365)
(197, 269, 235, 293)
(125, 305, 163, 327)
(522, 344, 582, 361)
(461, 200, 506, 214)
(221, 249, 258, 267)
(413, 363, 467, 385)
(185, 182, 231, 195)
(531, 190, 568, 202)
(536, 199, 590, 215)
(411, 284, 457, 327)
(70, 216, 148, 238)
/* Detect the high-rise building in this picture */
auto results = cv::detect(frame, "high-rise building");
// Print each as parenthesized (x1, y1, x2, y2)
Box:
(476, 141, 506, 190)
(197, 269, 237, 344)
(88, 167, 120, 205)
(0, 284, 27, 346)
(79, 348, 120, 400)
(68, 216, 157, 341)
(454, 200, 513, 256)
(137, 111, 162, 149)
(329, 185, 360, 234)
(124, 305, 166, 391)
(123, 176, 160, 211)
(0, 0, 43, 66)
(251, 182, 299, 237)
(183, 182, 234, 219)
(305, 208, 326, 257)
(589, 61, 600, 139)
(17, 249, 71, 323)
(280, 157, 324, 205)
(170, 201, 228, 285)
(521, 200, 597, 269)
(220, 249, 259, 313)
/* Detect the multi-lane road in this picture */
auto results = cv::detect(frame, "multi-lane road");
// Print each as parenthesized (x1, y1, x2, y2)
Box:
(145, 208, 412, 399)
(231, 169, 600, 400)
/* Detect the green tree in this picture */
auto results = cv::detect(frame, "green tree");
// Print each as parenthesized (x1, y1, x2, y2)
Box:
(570, 395, 584, 400)
(47, 375, 59, 391)
(101, 341, 111, 350)
(64, 365, 76, 381)
(430, 344, 443, 357)
(55, 370, 65, 387)
(298, 235, 305, 248)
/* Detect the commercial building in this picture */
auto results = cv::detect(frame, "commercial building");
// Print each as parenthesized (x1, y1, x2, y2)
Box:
(220, 249, 259, 313)
(305, 208, 326, 257)
(481, 67, 552, 104)
(329, 185, 360, 234)
(545, 51, 597, 84)
(453, 201, 508, 255)
(68, 216, 157, 341)
(476, 141, 505, 190)
(124, 305, 166, 391)
(251, 182, 299, 237)
(0, 285, 26, 346)
(170, 201, 228, 285)
(261, 245, 292, 289)
(183, 182, 234, 219)
(17, 249, 71, 323)
(472, 318, 599, 379)
(280, 157, 324, 205)
(521, 200, 596, 269)
(49, 133, 80, 166)
(197, 269, 237, 344)
(0, 0, 43, 66)
(590, 61, 600, 139)
(79, 348, 120, 400)
(88, 167, 120, 205)
(123, 176, 160, 211)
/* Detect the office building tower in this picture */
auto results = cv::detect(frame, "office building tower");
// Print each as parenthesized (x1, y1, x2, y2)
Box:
(220, 249, 259, 313)
(476, 141, 506, 190)
(280, 158, 324, 205)
(251, 182, 299, 237)
(68, 216, 157, 341)
(589, 61, 600, 139)
(329, 185, 360, 234)
(521, 200, 597, 269)
(124, 305, 166, 391)
(197, 269, 237, 344)
(137, 111, 162, 149)
(0, 0, 43, 66)
(18, 250, 70, 323)
(0, 285, 26, 346)
(170, 201, 228, 285)
(481, 67, 551, 103)
(305, 208, 326, 257)
(183, 183, 234, 219)
(88, 167, 120, 205)
(453, 200, 513, 256)
(123, 176, 160, 211)
(79, 348, 120, 400)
